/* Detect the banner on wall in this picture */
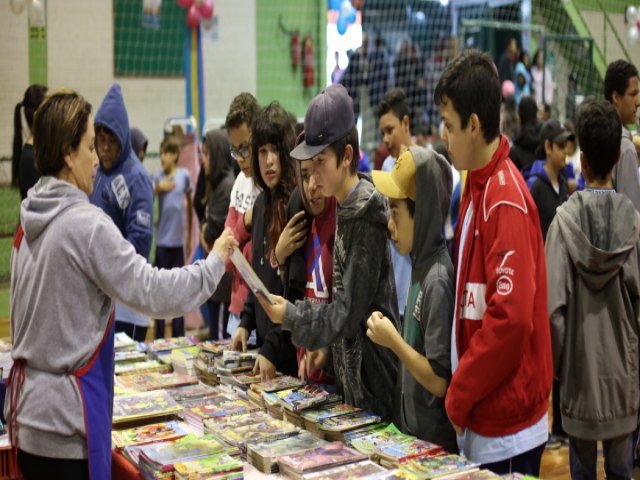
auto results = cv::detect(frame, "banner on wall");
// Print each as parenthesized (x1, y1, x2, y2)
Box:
(143, 0, 162, 29)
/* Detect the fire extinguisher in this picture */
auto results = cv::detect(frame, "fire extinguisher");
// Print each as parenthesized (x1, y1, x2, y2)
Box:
(291, 31, 300, 68)
(303, 34, 314, 88)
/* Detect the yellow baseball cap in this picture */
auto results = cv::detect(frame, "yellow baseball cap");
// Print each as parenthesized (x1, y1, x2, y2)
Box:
(372, 149, 416, 201)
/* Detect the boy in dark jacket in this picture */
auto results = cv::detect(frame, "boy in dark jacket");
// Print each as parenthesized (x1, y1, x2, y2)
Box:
(526, 119, 573, 240)
(258, 85, 399, 420)
(546, 99, 640, 480)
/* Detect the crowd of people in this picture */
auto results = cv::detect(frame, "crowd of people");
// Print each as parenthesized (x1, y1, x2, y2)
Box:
(6, 43, 640, 480)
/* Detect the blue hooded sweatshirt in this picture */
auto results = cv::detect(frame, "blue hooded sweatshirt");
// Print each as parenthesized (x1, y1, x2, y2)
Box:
(90, 84, 154, 327)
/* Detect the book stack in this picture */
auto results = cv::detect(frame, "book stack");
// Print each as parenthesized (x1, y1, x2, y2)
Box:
(115, 360, 171, 376)
(247, 431, 327, 474)
(262, 391, 285, 418)
(215, 351, 257, 376)
(317, 410, 383, 441)
(173, 453, 244, 480)
(112, 390, 184, 425)
(302, 460, 388, 479)
(373, 438, 445, 468)
(247, 375, 307, 409)
(146, 336, 197, 357)
(171, 347, 200, 376)
(276, 387, 342, 428)
(215, 416, 300, 458)
(300, 404, 362, 436)
(184, 396, 257, 433)
(112, 421, 188, 450)
(277, 441, 368, 480)
(397, 454, 480, 478)
(115, 350, 147, 363)
(137, 434, 239, 480)
(115, 332, 138, 352)
(349, 423, 414, 456)
(164, 383, 221, 407)
(117, 373, 198, 393)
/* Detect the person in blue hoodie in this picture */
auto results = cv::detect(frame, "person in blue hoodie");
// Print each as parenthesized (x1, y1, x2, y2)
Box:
(526, 119, 573, 240)
(89, 83, 155, 341)
(514, 62, 532, 107)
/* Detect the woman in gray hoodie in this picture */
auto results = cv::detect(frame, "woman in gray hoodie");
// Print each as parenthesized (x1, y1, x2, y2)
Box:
(6, 89, 236, 480)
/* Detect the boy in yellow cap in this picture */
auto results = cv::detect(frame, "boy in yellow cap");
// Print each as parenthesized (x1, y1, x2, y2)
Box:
(367, 147, 457, 452)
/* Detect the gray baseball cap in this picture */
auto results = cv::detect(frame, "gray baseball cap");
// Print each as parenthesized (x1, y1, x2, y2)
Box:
(290, 84, 355, 160)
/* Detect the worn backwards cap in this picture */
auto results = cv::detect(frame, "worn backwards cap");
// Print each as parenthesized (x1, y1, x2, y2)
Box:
(290, 84, 355, 160)
(372, 150, 416, 201)
(540, 119, 575, 147)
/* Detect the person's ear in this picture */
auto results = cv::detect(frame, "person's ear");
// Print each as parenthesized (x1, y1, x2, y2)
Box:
(545, 139, 552, 156)
(612, 90, 621, 108)
(342, 144, 354, 170)
(64, 148, 74, 170)
(579, 150, 590, 182)
(401, 115, 410, 133)
(469, 113, 480, 139)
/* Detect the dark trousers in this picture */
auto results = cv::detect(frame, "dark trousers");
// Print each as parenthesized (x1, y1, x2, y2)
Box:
(154, 246, 185, 339)
(570, 433, 633, 480)
(18, 449, 89, 480)
(206, 299, 230, 340)
(552, 378, 566, 436)
(115, 320, 147, 342)
(481, 442, 545, 476)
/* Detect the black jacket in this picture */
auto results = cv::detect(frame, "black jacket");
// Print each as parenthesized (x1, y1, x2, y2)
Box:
(510, 121, 541, 172)
(528, 162, 569, 241)
(240, 191, 297, 376)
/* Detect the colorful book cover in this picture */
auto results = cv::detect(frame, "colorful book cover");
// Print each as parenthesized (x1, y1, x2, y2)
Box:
(250, 375, 306, 393)
(112, 390, 183, 424)
(198, 339, 232, 355)
(248, 431, 327, 459)
(138, 434, 234, 469)
(147, 336, 196, 353)
(114, 332, 136, 351)
(277, 384, 330, 412)
(400, 454, 480, 478)
(114, 360, 170, 376)
(318, 410, 381, 432)
(173, 453, 243, 477)
(114, 350, 147, 363)
(350, 423, 414, 455)
(205, 411, 272, 431)
(278, 441, 368, 473)
(301, 403, 362, 423)
(117, 373, 198, 392)
(186, 398, 255, 420)
(164, 383, 220, 403)
(375, 438, 445, 464)
(217, 418, 299, 446)
(112, 421, 187, 449)
(302, 460, 387, 479)
(445, 470, 501, 479)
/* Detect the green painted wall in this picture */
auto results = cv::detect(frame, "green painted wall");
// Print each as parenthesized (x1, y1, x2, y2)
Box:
(256, 0, 327, 118)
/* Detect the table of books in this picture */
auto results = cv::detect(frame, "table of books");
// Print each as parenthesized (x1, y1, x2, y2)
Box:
(108, 334, 512, 480)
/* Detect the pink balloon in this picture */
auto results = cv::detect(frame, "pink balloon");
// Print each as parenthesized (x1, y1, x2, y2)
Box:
(199, 0, 213, 19)
(637, 18, 640, 29)
(501, 80, 515, 98)
(186, 4, 201, 29)
(177, 0, 193, 8)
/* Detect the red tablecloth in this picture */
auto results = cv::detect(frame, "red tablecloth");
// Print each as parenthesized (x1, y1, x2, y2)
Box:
(112, 450, 143, 480)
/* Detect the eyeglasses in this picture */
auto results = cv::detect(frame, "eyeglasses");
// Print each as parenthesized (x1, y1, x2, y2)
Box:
(230, 145, 250, 160)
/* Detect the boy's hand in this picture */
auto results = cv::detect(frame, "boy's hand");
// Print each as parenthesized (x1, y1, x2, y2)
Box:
(256, 294, 287, 325)
(231, 326, 249, 352)
(185, 241, 192, 261)
(253, 354, 276, 381)
(449, 415, 464, 436)
(211, 227, 238, 262)
(366, 311, 400, 350)
(157, 178, 176, 193)
(200, 224, 211, 254)
(275, 211, 308, 264)
(299, 349, 327, 379)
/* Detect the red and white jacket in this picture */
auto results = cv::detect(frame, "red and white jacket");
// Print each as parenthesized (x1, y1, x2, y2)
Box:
(446, 135, 553, 437)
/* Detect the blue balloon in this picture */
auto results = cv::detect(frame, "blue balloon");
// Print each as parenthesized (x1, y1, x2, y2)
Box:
(328, 0, 341, 11)
(346, 6, 357, 23)
(337, 14, 348, 34)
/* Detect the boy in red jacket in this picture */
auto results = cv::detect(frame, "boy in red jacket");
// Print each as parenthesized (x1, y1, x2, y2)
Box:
(434, 50, 553, 475)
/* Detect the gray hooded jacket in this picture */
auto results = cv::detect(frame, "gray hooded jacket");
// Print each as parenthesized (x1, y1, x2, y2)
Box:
(546, 190, 640, 440)
(393, 147, 457, 453)
(8, 177, 224, 459)
(283, 175, 399, 420)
